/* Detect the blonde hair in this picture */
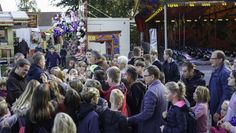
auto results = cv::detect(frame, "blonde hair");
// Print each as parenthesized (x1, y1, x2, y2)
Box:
(12, 80, 40, 115)
(194, 86, 210, 103)
(165, 81, 186, 99)
(110, 89, 124, 108)
(52, 112, 76, 133)
(81, 87, 100, 105)
(0, 97, 8, 117)
(0, 77, 7, 87)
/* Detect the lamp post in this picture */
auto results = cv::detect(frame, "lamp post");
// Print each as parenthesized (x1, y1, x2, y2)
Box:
(164, 3, 168, 50)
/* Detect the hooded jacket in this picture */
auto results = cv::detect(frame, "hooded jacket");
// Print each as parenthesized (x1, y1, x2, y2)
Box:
(76, 103, 100, 133)
(181, 69, 206, 106)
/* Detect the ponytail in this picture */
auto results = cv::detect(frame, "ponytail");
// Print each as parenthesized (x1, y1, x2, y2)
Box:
(177, 82, 186, 98)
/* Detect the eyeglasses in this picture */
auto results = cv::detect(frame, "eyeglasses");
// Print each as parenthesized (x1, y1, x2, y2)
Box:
(144, 75, 152, 78)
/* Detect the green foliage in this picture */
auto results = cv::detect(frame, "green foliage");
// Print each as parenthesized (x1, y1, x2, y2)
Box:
(17, 0, 40, 12)
(51, 0, 134, 17)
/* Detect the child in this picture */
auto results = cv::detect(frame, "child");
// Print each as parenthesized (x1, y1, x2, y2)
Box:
(0, 97, 18, 130)
(52, 112, 76, 133)
(192, 86, 210, 133)
(99, 89, 129, 133)
(210, 100, 229, 133)
(0, 78, 7, 99)
(162, 81, 188, 133)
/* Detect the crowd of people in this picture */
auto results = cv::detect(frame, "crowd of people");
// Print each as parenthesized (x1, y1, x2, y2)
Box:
(1, 45, 236, 133)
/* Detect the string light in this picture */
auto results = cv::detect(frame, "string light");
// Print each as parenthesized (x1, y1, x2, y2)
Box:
(218, 19, 223, 21)
(186, 20, 192, 22)
(222, 2, 227, 6)
(189, 3, 195, 7)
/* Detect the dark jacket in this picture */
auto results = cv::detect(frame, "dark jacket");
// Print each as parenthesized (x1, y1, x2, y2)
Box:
(27, 64, 44, 83)
(163, 101, 188, 133)
(100, 109, 129, 133)
(128, 80, 168, 133)
(6, 70, 28, 105)
(181, 69, 206, 106)
(152, 59, 162, 71)
(76, 103, 100, 133)
(60, 49, 67, 57)
(209, 64, 233, 115)
(45, 52, 60, 70)
(18, 40, 29, 55)
(162, 60, 180, 82)
(25, 111, 54, 133)
(127, 81, 147, 116)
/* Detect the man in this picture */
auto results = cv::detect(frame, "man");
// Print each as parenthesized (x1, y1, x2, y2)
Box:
(162, 49, 180, 82)
(45, 46, 60, 70)
(134, 61, 145, 82)
(150, 49, 162, 71)
(128, 65, 167, 133)
(209, 50, 233, 125)
(143, 54, 152, 67)
(128, 47, 143, 65)
(181, 61, 206, 106)
(27, 52, 46, 83)
(9, 53, 25, 68)
(18, 38, 29, 57)
(6, 59, 30, 105)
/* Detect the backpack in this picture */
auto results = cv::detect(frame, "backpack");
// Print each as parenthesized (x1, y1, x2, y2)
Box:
(186, 109, 198, 133)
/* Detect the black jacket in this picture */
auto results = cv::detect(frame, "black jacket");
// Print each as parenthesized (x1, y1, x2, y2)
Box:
(152, 60, 162, 71)
(6, 70, 28, 105)
(126, 81, 146, 116)
(181, 69, 206, 106)
(18, 40, 29, 55)
(163, 103, 188, 133)
(162, 60, 180, 82)
(100, 109, 130, 133)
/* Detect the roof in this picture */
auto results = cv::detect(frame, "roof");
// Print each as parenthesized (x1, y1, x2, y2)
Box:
(10, 11, 29, 20)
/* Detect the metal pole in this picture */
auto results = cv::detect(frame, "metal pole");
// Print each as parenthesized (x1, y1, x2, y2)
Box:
(164, 4, 168, 50)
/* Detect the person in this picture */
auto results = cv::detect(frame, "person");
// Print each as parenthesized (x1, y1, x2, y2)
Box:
(77, 87, 101, 133)
(45, 46, 60, 70)
(103, 66, 128, 117)
(162, 49, 180, 82)
(18, 38, 29, 57)
(162, 82, 188, 133)
(6, 59, 30, 105)
(60, 44, 67, 68)
(9, 53, 25, 68)
(128, 65, 167, 133)
(25, 84, 55, 133)
(0, 77, 7, 99)
(210, 101, 229, 133)
(11, 80, 40, 116)
(181, 61, 206, 106)
(100, 89, 130, 133)
(150, 49, 162, 71)
(143, 54, 152, 67)
(52, 112, 77, 133)
(134, 61, 145, 82)
(111, 54, 119, 67)
(117, 56, 128, 78)
(27, 52, 47, 83)
(191, 86, 210, 133)
(64, 89, 81, 123)
(209, 50, 233, 125)
(0, 97, 18, 130)
(128, 47, 142, 65)
(125, 65, 146, 116)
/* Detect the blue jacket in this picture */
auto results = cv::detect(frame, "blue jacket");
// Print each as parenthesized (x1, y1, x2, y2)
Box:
(162, 60, 180, 82)
(77, 103, 100, 133)
(209, 64, 233, 115)
(128, 80, 168, 133)
(26, 64, 44, 83)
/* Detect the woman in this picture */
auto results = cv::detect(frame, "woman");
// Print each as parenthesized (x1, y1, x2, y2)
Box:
(25, 84, 55, 133)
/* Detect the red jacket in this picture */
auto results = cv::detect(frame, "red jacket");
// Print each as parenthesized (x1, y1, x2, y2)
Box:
(102, 83, 128, 117)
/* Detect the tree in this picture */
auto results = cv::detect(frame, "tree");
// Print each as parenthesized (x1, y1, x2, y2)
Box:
(51, 0, 134, 17)
(16, 0, 40, 12)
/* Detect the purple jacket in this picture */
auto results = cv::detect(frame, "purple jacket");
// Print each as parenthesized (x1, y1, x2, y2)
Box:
(191, 103, 208, 133)
(128, 80, 168, 133)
